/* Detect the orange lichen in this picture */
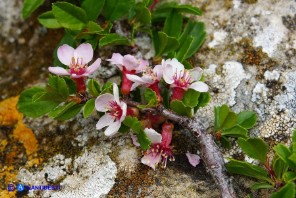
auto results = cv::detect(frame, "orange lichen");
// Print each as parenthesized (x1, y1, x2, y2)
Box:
(0, 96, 21, 126)
(0, 96, 39, 193)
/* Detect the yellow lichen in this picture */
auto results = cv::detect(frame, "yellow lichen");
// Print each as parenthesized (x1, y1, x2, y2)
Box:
(0, 96, 21, 126)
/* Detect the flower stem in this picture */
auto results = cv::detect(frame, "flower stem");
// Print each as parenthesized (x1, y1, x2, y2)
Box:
(121, 67, 136, 95)
(148, 81, 162, 102)
(73, 77, 86, 93)
(172, 87, 185, 101)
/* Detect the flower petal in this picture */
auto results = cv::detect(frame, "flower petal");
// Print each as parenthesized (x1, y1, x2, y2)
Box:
(113, 83, 120, 104)
(189, 81, 209, 92)
(126, 74, 146, 84)
(186, 152, 201, 167)
(95, 93, 114, 112)
(85, 58, 101, 75)
(153, 64, 164, 80)
(144, 128, 162, 144)
(107, 53, 123, 65)
(74, 43, 93, 65)
(130, 82, 141, 91)
(96, 114, 114, 130)
(136, 59, 149, 73)
(131, 134, 140, 147)
(190, 67, 203, 81)
(119, 102, 127, 122)
(104, 120, 121, 136)
(48, 67, 70, 76)
(57, 44, 74, 65)
(141, 153, 161, 170)
(122, 55, 139, 71)
(163, 64, 174, 84)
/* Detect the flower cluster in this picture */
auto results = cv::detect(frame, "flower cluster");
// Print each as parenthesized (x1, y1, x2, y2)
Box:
(49, 43, 207, 169)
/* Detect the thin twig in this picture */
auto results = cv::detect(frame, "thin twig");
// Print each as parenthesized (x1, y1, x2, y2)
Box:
(125, 100, 236, 198)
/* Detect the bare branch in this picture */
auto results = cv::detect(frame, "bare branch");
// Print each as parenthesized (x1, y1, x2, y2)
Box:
(125, 100, 236, 198)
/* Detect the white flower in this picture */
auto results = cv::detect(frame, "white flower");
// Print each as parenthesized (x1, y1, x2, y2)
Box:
(95, 83, 127, 136)
(162, 58, 208, 92)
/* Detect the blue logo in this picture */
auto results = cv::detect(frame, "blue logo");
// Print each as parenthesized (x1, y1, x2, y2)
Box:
(16, 184, 25, 192)
(7, 184, 15, 191)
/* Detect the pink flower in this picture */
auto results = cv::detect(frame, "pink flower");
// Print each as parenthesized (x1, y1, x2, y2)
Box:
(48, 43, 101, 78)
(186, 151, 201, 167)
(95, 83, 127, 136)
(126, 65, 163, 91)
(107, 53, 148, 95)
(141, 123, 175, 170)
(162, 58, 208, 100)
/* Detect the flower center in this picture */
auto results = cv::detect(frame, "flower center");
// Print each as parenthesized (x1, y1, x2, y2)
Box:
(108, 101, 123, 120)
(147, 144, 175, 168)
(70, 57, 86, 75)
(173, 69, 191, 88)
(143, 67, 157, 80)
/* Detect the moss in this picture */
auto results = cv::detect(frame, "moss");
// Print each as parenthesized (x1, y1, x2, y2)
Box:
(243, 0, 258, 4)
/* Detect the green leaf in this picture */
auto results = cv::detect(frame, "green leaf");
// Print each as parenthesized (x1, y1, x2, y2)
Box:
(183, 89, 200, 108)
(86, 21, 104, 33)
(101, 81, 113, 94)
(122, 116, 142, 134)
(18, 87, 60, 118)
(220, 136, 231, 149)
(81, 0, 105, 20)
(48, 75, 69, 100)
(102, 0, 135, 21)
(118, 124, 130, 133)
(52, 2, 88, 30)
(144, 88, 158, 105)
(251, 182, 273, 190)
(63, 77, 77, 94)
(274, 144, 293, 166)
(176, 21, 206, 60)
(155, 2, 202, 16)
(163, 9, 183, 38)
(271, 182, 295, 198)
(49, 102, 83, 120)
(87, 79, 101, 97)
(38, 11, 62, 29)
(283, 171, 296, 183)
(133, 3, 151, 24)
(22, 0, 45, 19)
(99, 33, 130, 48)
(194, 92, 211, 112)
(137, 129, 151, 150)
(161, 86, 170, 109)
(170, 100, 193, 117)
(221, 125, 248, 138)
(272, 157, 288, 179)
(83, 99, 95, 118)
(214, 104, 237, 130)
(292, 130, 296, 152)
(288, 153, 296, 167)
(236, 111, 257, 129)
(182, 60, 193, 69)
(238, 138, 268, 163)
(226, 159, 271, 182)
(153, 31, 179, 56)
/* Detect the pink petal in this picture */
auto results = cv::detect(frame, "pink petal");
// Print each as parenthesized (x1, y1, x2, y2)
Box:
(95, 93, 114, 112)
(70, 73, 83, 78)
(144, 128, 162, 144)
(57, 44, 74, 65)
(85, 58, 101, 75)
(131, 134, 140, 147)
(104, 120, 121, 136)
(186, 152, 200, 167)
(190, 67, 203, 81)
(48, 67, 70, 76)
(119, 101, 127, 122)
(153, 64, 164, 80)
(126, 74, 146, 84)
(74, 43, 93, 65)
(96, 114, 114, 130)
(130, 82, 141, 91)
(107, 53, 123, 65)
(122, 55, 139, 71)
(112, 83, 120, 104)
(136, 59, 149, 73)
(141, 152, 161, 170)
(189, 81, 209, 92)
(163, 64, 174, 84)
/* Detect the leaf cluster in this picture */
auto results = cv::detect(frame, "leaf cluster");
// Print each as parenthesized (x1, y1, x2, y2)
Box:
(226, 130, 296, 198)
